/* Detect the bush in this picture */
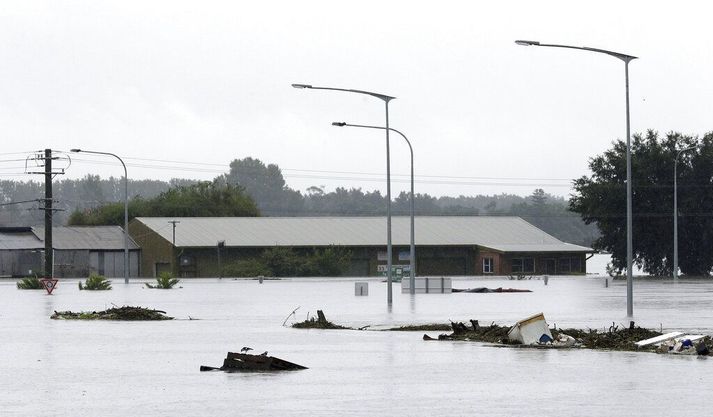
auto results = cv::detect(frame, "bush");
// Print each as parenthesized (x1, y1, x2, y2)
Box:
(305, 246, 352, 276)
(79, 273, 112, 291)
(146, 272, 180, 289)
(261, 247, 301, 277)
(17, 276, 43, 290)
(222, 259, 272, 277)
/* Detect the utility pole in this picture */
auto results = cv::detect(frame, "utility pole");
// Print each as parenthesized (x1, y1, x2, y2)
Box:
(25, 149, 65, 291)
(169, 220, 180, 246)
(26, 149, 65, 277)
(44, 149, 53, 278)
(168, 220, 180, 274)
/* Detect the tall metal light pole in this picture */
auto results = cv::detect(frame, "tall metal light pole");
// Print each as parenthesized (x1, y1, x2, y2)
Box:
(292, 83, 397, 304)
(673, 145, 696, 280)
(71, 148, 130, 284)
(515, 40, 638, 318)
(332, 122, 416, 294)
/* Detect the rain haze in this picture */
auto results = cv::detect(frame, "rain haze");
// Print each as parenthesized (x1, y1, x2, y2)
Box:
(2, 0, 712, 198)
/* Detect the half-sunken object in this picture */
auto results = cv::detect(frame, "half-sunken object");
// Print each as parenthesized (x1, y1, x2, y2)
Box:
(200, 352, 307, 372)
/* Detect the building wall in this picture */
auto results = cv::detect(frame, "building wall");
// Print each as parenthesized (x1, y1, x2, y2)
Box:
(0, 250, 43, 277)
(499, 252, 588, 275)
(129, 220, 174, 277)
(0, 249, 140, 278)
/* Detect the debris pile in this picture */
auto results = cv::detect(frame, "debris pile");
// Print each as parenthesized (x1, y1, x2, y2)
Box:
(386, 323, 452, 331)
(552, 325, 660, 351)
(292, 310, 351, 329)
(452, 287, 532, 293)
(423, 320, 514, 344)
(51, 306, 173, 321)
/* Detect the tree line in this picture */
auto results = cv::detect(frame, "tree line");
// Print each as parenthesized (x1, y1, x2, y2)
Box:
(1, 157, 597, 246)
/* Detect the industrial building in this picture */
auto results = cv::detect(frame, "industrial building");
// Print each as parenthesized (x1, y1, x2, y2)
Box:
(0, 226, 140, 278)
(129, 216, 593, 278)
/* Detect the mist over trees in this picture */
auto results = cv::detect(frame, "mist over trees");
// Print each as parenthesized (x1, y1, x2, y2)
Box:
(1, 156, 598, 246)
(571, 130, 713, 276)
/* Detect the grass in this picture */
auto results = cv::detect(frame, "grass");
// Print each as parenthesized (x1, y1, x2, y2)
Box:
(16, 276, 43, 290)
(78, 273, 112, 291)
(145, 272, 180, 289)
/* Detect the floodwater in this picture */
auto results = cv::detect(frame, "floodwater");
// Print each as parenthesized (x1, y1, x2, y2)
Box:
(2, 272, 713, 416)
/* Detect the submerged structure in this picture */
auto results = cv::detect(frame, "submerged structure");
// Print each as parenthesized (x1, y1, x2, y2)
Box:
(200, 352, 307, 372)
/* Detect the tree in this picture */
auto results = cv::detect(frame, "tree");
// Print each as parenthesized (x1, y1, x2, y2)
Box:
(570, 130, 713, 276)
(223, 157, 304, 215)
(68, 181, 259, 225)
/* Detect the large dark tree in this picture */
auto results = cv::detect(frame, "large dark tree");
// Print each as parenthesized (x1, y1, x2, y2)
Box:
(570, 130, 713, 276)
(222, 157, 304, 216)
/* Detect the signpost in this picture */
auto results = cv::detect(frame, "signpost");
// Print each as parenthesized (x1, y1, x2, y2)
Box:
(39, 278, 59, 295)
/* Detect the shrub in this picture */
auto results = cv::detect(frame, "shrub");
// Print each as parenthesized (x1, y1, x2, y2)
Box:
(305, 246, 352, 276)
(17, 276, 43, 290)
(146, 272, 180, 289)
(221, 259, 272, 277)
(261, 247, 301, 277)
(79, 273, 112, 291)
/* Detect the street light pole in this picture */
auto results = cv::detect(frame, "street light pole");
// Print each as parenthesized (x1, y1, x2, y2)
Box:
(70, 148, 130, 284)
(292, 83, 397, 304)
(332, 122, 416, 294)
(673, 145, 696, 280)
(515, 40, 638, 318)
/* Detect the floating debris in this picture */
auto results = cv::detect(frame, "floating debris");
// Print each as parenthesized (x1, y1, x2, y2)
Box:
(291, 310, 351, 329)
(452, 287, 532, 293)
(51, 306, 173, 321)
(200, 351, 307, 372)
(384, 323, 452, 331)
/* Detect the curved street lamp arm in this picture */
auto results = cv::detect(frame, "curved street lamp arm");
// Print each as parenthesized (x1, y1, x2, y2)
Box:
(676, 145, 697, 161)
(515, 40, 637, 62)
(331, 122, 412, 154)
(291, 84, 395, 102)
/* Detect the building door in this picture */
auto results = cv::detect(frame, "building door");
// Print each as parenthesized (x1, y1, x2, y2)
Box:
(155, 262, 171, 277)
(544, 258, 556, 275)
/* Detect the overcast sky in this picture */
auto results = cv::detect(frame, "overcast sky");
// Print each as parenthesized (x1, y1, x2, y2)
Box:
(1, 1, 711, 199)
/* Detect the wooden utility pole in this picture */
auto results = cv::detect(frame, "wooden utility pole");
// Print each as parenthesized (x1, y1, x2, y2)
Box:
(44, 148, 53, 278)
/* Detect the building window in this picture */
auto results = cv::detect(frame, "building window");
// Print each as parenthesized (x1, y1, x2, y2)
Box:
(483, 257, 494, 274)
(557, 257, 582, 274)
(558, 258, 571, 273)
(512, 258, 534, 273)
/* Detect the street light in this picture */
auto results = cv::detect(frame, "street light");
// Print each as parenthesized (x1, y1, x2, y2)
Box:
(293, 83, 397, 304)
(673, 145, 696, 280)
(333, 122, 416, 294)
(515, 39, 638, 318)
(70, 148, 130, 284)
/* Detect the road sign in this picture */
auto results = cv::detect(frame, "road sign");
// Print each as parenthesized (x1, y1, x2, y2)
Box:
(40, 278, 59, 295)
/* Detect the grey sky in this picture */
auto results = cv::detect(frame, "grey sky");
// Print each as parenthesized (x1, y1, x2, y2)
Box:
(1, 1, 711, 198)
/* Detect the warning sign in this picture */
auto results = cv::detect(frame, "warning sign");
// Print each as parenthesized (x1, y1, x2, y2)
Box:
(40, 278, 59, 295)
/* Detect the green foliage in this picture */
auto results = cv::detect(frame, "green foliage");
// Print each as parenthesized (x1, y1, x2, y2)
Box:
(146, 272, 180, 289)
(68, 181, 259, 226)
(79, 273, 112, 291)
(571, 130, 713, 276)
(301, 246, 352, 277)
(16, 276, 43, 290)
(221, 258, 272, 277)
(220, 246, 352, 278)
(261, 247, 302, 277)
